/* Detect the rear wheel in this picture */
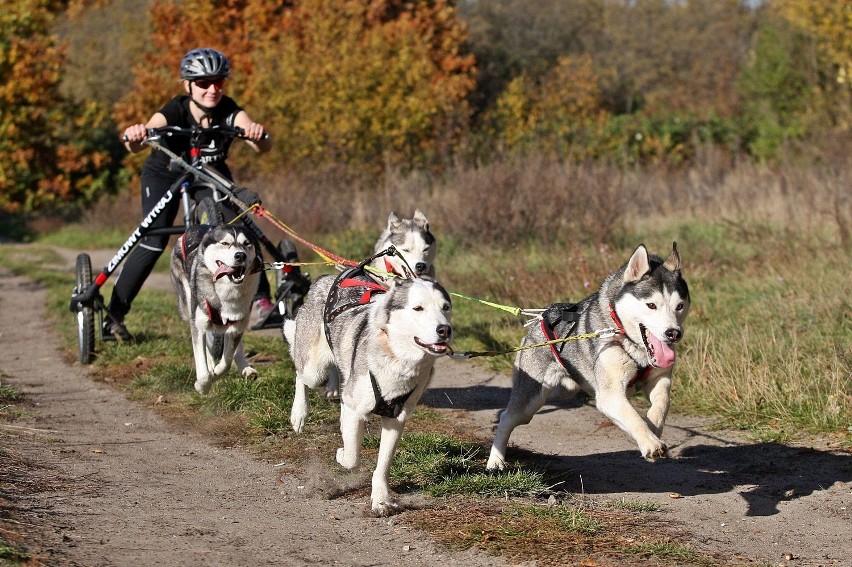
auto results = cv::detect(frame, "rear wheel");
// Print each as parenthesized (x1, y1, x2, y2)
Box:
(75, 253, 96, 364)
(194, 196, 224, 226)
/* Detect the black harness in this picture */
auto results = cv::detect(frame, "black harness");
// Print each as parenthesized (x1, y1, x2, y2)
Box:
(539, 302, 581, 370)
(540, 302, 651, 388)
(323, 251, 415, 418)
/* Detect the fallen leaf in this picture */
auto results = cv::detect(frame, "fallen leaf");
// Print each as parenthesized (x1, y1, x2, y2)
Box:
(668, 492, 682, 499)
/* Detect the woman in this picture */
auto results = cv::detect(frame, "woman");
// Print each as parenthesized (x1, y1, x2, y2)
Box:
(106, 47, 275, 340)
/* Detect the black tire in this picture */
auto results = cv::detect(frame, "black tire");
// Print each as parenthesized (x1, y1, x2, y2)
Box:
(75, 253, 96, 364)
(194, 196, 224, 226)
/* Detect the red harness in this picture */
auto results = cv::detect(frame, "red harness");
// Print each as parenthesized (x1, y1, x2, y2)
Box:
(541, 303, 651, 388)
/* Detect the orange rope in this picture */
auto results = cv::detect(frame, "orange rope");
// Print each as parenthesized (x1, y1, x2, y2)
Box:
(252, 206, 358, 267)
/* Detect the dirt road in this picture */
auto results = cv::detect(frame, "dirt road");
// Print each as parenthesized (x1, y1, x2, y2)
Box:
(1, 247, 850, 566)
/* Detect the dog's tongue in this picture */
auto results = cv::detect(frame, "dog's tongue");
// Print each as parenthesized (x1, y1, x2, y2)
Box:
(214, 263, 236, 281)
(647, 331, 676, 368)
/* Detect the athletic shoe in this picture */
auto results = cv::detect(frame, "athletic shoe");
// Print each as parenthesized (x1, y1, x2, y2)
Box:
(253, 297, 276, 320)
(103, 318, 132, 341)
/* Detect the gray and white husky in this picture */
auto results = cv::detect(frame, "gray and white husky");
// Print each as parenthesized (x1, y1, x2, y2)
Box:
(170, 224, 262, 394)
(307, 209, 438, 400)
(370, 210, 436, 279)
(487, 242, 690, 469)
(283, 268, 452, 516)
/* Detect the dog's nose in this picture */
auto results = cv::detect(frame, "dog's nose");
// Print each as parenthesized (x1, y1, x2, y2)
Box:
(415, 262, 428, 274)
(234, 251, 246, 263)
(436, 324, 452, 340)
(665, 328, 682, 343)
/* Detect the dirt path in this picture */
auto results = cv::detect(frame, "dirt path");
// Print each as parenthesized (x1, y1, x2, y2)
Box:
(2, 246, 850, 566)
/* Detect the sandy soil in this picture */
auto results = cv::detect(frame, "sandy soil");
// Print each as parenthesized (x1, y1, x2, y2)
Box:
(1, 246, 849, 566)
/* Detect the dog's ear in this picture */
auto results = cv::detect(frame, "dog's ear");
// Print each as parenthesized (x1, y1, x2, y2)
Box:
(387, 212, 400, 230)
(413, 209, 429, 231)
(624, 244, 650, 283)
(663, 241, 681, 272)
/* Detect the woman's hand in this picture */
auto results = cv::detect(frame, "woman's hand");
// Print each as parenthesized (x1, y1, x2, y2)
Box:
(234, 111, 272, 154)
(123, 124, 148, 143)
(242, 121, 267, 143)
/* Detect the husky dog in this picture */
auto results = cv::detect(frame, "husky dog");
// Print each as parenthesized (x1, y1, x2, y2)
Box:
(283, 267, 452, 516)
(370, 210, 436, 279)
(170, 224, 262, 394)
(487, 243, 690, 469)
(311, 210, 438, 400)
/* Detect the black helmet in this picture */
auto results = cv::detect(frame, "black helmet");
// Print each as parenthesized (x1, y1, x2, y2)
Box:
(179, 48, 231, 80)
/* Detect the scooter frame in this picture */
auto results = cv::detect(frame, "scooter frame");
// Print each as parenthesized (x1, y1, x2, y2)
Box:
(69, 125, 309, 364)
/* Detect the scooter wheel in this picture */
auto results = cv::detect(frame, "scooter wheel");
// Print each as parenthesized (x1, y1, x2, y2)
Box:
(75, 253, 96, 364)
(194, 196, 225, 226)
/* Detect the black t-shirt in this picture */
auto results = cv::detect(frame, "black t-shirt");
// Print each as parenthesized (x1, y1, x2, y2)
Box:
(141, 95, 244, 179)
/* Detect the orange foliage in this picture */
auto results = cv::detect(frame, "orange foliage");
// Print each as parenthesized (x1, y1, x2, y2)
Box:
(113, 0, 476, 173)
(0, 0, 114, 213)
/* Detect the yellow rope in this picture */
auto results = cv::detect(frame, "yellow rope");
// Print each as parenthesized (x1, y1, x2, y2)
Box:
(447, 327, 620, 360)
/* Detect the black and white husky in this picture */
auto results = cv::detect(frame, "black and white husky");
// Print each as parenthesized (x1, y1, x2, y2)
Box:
(283, 265, 452, 516)
(369, 210, 436, 279)
(487, 242, 690, 469)
(170, 224, 262, 394)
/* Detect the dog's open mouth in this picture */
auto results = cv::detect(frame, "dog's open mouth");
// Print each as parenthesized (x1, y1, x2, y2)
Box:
(414, 337, 449, 354)
(640, 324, 676, 368)
(214, 261, 247, 283)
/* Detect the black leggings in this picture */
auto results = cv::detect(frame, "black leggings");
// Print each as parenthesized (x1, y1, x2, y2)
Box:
(107, 171, 270, 321)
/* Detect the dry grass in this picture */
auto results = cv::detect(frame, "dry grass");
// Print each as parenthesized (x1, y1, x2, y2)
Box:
(405, 496, 725, 567)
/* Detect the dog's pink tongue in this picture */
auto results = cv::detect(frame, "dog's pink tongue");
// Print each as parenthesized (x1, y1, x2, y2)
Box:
(648, 331, 676, 368)
(214, 264, 236, 281)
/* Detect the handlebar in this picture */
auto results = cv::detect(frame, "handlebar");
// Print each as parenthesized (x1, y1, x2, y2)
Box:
(122, 124, 255, 145)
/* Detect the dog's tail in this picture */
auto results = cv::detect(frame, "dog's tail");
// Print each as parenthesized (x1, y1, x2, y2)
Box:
(282, 318, 296, 346)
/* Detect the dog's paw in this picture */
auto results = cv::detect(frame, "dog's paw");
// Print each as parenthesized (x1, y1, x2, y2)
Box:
(290, 411, 306, 434)
(194, 378, 212, 395)
(324, 387, 340, 401)
(335, 448, 359, 470)
(241, 366, 258, 379)
(370, 497, 402, 517)
(486, 449, 508, 471)
(641, 442, 669, 462)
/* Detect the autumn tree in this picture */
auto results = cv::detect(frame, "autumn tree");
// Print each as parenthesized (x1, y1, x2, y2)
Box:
(484, 55, 604, 159)
(0, 0, 118, 213)
(773, 0, 851, 130)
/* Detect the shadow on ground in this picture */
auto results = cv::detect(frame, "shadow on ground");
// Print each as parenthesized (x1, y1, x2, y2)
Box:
(422, 383, 852, 518)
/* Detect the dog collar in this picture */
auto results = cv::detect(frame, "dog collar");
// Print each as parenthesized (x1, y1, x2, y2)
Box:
(608, 304, 626, 335)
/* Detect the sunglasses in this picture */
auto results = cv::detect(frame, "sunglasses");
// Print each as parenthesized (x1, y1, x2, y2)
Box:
(194, 78, 225, 90)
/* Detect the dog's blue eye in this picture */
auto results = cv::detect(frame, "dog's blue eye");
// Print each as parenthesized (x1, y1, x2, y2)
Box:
(647, 303, 657, 310)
